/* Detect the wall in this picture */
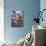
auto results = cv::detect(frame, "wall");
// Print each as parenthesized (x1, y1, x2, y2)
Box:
(4, 0, 40, 42)
(40, 0, 46, 26)
(0, 0, 4, 42)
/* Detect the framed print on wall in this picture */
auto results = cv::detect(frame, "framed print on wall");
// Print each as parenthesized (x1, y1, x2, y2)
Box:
(11, 10, 24, 27)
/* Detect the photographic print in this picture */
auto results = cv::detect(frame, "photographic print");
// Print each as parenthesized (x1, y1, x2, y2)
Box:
(11, 10, 24, 27)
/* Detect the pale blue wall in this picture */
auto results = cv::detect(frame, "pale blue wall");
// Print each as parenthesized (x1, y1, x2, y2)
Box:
(40, 0, 46, 27)
(4, 0, 40, 42)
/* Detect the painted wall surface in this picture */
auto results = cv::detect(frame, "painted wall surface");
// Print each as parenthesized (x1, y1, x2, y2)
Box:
(4, 0, 40, 42)
(0, 0, 4, 41)
(40, 0, 46, 27)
